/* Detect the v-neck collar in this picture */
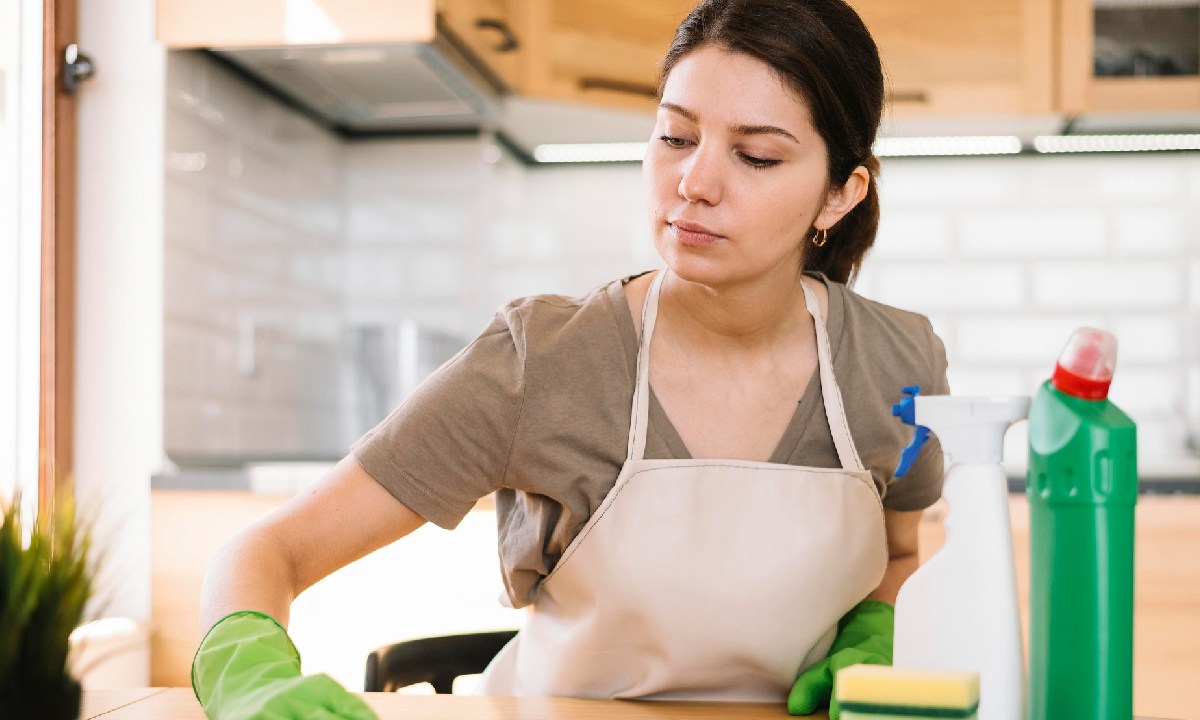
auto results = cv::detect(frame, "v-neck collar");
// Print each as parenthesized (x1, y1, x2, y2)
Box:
(607, 271, 846, 463)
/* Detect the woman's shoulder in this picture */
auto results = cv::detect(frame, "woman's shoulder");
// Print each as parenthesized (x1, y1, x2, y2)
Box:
(494, 275, 638, 367)
(833, 279, 940, 342)
(822, 276, 947, 378)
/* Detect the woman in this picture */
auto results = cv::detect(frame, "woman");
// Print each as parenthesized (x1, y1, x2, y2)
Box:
(192, 1, 949, 718)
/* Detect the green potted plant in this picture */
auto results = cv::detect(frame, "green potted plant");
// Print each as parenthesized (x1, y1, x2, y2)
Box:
(0, 494, 94, 720)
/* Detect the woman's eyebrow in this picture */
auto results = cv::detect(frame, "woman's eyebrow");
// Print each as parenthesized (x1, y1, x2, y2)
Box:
(659, 102, 800, 144)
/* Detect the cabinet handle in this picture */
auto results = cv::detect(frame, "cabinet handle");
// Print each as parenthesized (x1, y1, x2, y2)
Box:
(475, 18, 519, 53)
(578, 77, 658, 98)
(888, 89, 929, 104)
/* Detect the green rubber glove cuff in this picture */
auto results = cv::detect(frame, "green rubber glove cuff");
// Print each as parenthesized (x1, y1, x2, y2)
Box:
(787, 600, 894, 719)
(191, 611, 301, 707)
(191, 610, 378, 720)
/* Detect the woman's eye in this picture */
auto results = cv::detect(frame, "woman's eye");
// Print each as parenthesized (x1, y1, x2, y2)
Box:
(740, 152, 781, 169)
(658, 135, 689, 148)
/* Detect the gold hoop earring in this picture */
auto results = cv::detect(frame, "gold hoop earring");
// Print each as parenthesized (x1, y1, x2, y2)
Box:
(812, 228, 828, 247)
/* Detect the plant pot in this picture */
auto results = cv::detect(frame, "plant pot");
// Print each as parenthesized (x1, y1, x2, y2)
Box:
(0, 678, 82, 720)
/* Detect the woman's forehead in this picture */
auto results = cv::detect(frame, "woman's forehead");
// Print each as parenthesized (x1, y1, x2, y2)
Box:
(659, 46, 814, 132)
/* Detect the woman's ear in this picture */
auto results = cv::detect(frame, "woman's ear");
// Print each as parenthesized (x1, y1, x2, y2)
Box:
(815, 165, 870, 230)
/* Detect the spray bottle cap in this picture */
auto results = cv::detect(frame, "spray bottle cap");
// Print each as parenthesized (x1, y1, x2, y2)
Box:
(893, 387, 1030, 470)
(893, 386, 930, 477)
(1051, 327, 1117, 400)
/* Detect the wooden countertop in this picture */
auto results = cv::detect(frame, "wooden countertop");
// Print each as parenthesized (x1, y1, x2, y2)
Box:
(82, 688, 815, 719)
(83, 688, 1187, 719)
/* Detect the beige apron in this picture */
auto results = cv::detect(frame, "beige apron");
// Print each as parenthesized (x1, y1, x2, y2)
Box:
(477, 270, 888, 701)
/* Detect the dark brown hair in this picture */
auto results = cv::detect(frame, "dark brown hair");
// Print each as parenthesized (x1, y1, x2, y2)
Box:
(660, 0, 884, 285)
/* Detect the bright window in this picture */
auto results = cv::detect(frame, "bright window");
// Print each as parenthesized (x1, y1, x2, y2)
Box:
(0, 0, 43, 505)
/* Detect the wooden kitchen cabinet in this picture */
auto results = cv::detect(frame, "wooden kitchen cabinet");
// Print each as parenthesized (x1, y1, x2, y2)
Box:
(520, 0, 1059, 117)
(517, 0, 694, 112)
(850, 0, 1056, 116)
(1058, 0, 1200, 113)
(437, 0, 525, 92)
(156, 0, 437, 48)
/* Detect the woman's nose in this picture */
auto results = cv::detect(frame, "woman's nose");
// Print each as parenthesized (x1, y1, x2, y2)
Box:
(677, 146, 723, 205)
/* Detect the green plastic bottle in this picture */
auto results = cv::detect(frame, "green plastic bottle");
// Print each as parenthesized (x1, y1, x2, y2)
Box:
(1027, 327, 1137, 720)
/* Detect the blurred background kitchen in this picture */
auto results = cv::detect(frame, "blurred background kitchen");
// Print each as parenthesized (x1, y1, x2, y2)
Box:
(2, 0, 1199, 717)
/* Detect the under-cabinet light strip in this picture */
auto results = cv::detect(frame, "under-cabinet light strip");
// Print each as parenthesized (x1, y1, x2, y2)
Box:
(873, 135, 1023, 157)
(533, 142, 649, 163)
(531, 133, 1200, 164)
(1032, 134, 1200, 153)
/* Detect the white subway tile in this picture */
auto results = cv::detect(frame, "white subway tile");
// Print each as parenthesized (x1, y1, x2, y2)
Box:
(955, 314, 1107, 364)
(163, 178, 213, 251)
(1112, 208, 1184, 256)
(164, 325, 206, 398)
(1108, 367, 1184, 417)
(871, 211, 954, 259)
(944, 368, 1032, 396)
(866, 263, 1024, 312)
(878, 159, 1025, 206)
(1110, 315, 1183, 363)
(1188, 164, 1200, 204)
(1130, 419, 1191, 467)
(958, 210, 1107, 258)
(1024, 156, 1114, 206)
(1031, 261, 1183, 309)
(1191, 260, 1200, 310)
(410, 254, 465, 298)
(1096, 160, 1185, 202)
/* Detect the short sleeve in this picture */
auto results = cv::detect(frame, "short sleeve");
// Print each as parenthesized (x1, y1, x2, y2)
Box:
(351, 308, 525, 529)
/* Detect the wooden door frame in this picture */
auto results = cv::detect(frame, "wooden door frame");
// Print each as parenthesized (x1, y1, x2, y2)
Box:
(39, 0, 78, 518)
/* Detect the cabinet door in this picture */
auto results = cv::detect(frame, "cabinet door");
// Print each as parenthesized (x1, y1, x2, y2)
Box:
(852, 0, 1055, 116)
(1059, 0, 1200, 113)
(157, 0, 436, 48)
(437, 0, 524, 92)
(521, 0, 694, 112)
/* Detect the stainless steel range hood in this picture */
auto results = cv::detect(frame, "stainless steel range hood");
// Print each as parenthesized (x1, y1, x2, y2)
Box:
(209, 33, 501, 134)
(205, 35, 659, 156)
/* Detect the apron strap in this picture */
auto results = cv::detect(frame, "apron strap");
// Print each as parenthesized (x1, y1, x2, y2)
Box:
(627, 271, 865, 473)
(627, 271, 664, 461)
(800, 278, 866, 472)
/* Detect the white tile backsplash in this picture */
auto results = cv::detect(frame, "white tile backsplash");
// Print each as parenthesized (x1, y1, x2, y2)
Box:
(165, 51, 347, 461)
(1112, 208, 1185, 256)
(863, 262, 1025, 312)
(164, 49, 1200, 473)
(1030, 261, 1184, 309)
(957, 210, 1109, 259)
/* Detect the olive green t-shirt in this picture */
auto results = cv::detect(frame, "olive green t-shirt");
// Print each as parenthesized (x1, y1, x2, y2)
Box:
(352, 272, 950, 608)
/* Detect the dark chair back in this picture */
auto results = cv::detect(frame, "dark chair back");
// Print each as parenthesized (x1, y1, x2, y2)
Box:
(364, 629, 518, 694)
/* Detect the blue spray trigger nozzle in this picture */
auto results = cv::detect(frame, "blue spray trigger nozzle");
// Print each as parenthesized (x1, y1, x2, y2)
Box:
(892, 385, 929, 478)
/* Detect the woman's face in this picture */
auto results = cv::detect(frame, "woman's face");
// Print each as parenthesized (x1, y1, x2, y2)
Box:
(643, 45, 853, 289)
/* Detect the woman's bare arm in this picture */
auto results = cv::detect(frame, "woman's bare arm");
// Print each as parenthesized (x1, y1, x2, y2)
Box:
(866, 508, 923, 606)
(199, 454, 426, 629)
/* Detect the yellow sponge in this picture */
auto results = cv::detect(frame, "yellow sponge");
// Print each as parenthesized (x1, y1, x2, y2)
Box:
(836, 664, 980, 717)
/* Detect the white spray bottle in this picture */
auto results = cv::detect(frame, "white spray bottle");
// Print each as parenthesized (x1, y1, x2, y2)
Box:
(890, 387, 1030, 720)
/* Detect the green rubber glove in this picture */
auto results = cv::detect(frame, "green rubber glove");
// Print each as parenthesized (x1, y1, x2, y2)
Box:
(192, 611, 378, 720)
(787, 600, 894, 719)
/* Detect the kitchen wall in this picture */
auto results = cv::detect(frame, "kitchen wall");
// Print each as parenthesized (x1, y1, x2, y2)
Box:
(165, 51, 348, 461)
(165, 50, 1200, 476)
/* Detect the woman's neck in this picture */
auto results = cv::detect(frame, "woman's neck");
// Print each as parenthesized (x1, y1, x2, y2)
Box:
(657, 268, 815, 355)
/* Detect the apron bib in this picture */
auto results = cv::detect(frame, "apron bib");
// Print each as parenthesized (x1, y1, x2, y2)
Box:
(477, 271, 888, 700)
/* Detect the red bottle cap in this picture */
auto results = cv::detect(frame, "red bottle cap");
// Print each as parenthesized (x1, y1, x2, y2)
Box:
(1051, 327, 1117, 400)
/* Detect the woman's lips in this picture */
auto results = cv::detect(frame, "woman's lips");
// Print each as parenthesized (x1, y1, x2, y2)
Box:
(670, 220, 722, 246)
